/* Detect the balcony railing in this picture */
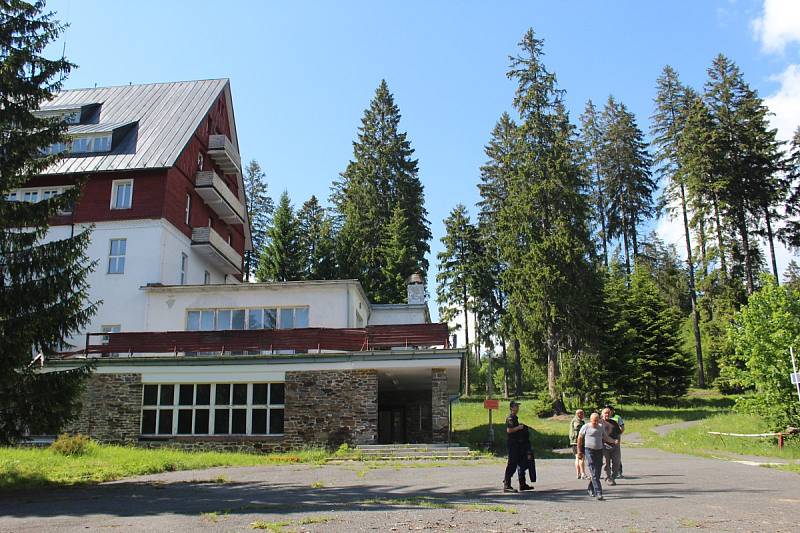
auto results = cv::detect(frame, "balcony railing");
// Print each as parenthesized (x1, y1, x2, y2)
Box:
(195, 171, 246, 224)
(208, 134, 241, 175)
(191, 226, 242, 275)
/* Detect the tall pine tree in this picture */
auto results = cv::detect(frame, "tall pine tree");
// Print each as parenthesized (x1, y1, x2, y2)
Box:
(242, 159, 274, 280)
(256, 191, 302, 282)
(499, 29, 597, 412)
(296, 195, 336, 280)
(579, 99, 610, 268)
(780, 128, 800, 249)
(0, 0, 97, 443)
(332, 80, 431, 302)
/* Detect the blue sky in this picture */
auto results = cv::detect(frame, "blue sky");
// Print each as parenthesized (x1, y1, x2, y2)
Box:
(46, 0, 800, 314)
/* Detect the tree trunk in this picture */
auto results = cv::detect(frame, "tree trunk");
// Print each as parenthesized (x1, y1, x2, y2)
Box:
(712, 195, 727, 277)
(500, 337, 509, 399)
(462, 285, 470, 395)
(737, 208, 754, 295)
(622, 223, 631, 278)
(513, 338, 522, 397)
(680, 183, 705, 388)
(546, 325, 566, 414)
(764, 205, 779, 284)
(699, 218, 708, 277)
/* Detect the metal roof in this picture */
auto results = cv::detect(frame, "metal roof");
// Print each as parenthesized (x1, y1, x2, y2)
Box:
(67, 121, 137, 135)
(40, 79, 230, 174)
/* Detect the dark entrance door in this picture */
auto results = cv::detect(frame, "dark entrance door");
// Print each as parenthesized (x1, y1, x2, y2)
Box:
(378, 407, 406, 444)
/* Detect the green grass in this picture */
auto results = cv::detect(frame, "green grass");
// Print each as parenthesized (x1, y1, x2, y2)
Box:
(250, 516, 334, 531)
(0, 444, 331, 491)
(452, 388, 736, 456)
(357, 496, 517, 513)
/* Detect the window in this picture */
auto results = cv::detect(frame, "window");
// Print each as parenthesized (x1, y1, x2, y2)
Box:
(248, 308, 277, 330)
(184, 194, 192, 225)
(111, 180, 133, 209)
(100, 324, 121, 344)
(217, 309, 245, 330)
(71, 134, 111, 154)
(5, 192, 17, 201)
(197, 153, 203, 170)
(187, 310, 215, 331)
(23, 191, 39, 203)
(141, 383, 284, 436)
(279, 307, 309, 329)
(179, 253, 188, 285)
(42, 189, 59, 200)
(187, 307, 304, 332)
(107, 238, 126, 274)
(204, 270, 211, 285)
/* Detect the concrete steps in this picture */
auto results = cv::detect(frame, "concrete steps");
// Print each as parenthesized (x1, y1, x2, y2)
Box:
(354, 443, 478, 460)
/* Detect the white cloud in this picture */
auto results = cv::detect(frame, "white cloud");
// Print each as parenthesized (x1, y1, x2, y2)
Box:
(765, 63, 800, 141)
(753, 0, 800, 54)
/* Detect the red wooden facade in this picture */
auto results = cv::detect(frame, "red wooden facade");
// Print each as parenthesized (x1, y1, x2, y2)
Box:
(67, 323, 451, 357)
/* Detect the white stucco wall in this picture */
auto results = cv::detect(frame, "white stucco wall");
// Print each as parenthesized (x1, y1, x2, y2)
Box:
(368, 305, 429, 325)
(142, 281, 371, 331)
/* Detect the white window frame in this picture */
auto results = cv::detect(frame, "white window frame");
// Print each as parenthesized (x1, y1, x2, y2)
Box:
(185, 306, 308, 332)
(107, 238, 126, 274)
(140, 383, 285, 436)
(110, 179, 133, 210)
(70, 134, 112, 154)
(180, 253, 188, 285)
(184, 194, 192, 226)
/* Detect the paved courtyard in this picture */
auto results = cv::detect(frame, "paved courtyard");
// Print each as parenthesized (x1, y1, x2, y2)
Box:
(1, 446, 798, 532)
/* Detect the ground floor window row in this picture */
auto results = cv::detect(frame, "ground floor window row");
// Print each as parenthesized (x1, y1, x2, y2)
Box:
(141, 383, 284, 436)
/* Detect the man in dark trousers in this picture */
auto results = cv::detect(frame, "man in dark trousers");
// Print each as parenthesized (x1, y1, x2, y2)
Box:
(503, 401, 533, 492)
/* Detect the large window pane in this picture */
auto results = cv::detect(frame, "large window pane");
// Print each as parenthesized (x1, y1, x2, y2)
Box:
(179, 385, 193, 405)
(143, 385, 157, 406)
(187, 311, 201, 331)
(214, 409, 229, 434)
(269, 409, 284, 434)
(253, 384, 268, 405)
(200, 311, 214, 331)
(231, 310, 245, 330)
(158, 410, 173, 434)
(232, 384, 247, 405)
(215, 384, 230, 405)
(177, 410, 193, 434)
(141, 410, 156, 434)
(279, 308, 294, 329)
(295, 307, 309, 328)
(217, 310, 231, 330)
(251, 409, 267, 434)
(196, 384, 210, 405)
(264, 309, 277, 329)
(270, 383, 285, 405)
(232, 409, 246, 434)
(159, 385, 174, 406)
(248, 309, 263, 330)
(195, 409, 209, 434)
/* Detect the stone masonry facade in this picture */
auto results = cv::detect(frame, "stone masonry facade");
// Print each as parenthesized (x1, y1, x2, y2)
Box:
(431, 368, 449, 443)
(283, 369, 378, 448)
(64, 373, 143, 444)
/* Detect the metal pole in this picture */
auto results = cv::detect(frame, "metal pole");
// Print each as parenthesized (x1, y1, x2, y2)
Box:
(791, 346, 800, 403)
(487, 351, 495, 445)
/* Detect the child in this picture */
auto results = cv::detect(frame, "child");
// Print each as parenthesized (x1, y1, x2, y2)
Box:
(517, 424, 536, 488)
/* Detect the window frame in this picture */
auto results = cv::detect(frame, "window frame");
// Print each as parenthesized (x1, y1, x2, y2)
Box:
(107, 238, 127, 274)
(184, 193, 192, 226)
(180, 253, 188, 285)
(140, 382, 285, 436)
(110, 179, 133, 210)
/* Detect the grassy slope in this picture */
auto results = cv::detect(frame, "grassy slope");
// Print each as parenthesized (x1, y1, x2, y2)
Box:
(0, 445, 329, 490)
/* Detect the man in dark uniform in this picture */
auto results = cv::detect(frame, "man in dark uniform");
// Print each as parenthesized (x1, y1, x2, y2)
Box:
(503, 401, 533, 492)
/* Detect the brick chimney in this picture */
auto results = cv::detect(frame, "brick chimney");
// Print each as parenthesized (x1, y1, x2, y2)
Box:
(406, 273, 426, 305)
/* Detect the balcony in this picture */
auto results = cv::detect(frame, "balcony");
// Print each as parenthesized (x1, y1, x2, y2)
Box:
(195, 171, 246, 224)
(207, 134, 241, 175)
(191, 227, 242, 275)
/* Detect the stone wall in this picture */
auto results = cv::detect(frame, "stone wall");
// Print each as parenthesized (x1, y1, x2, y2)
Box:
(64, 373, 143, 444)
(283, 369, 378, 448)
(431, 368, 449, 443)
(138, 436, 285, 453)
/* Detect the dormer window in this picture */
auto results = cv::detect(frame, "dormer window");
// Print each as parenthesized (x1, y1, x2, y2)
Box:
(71, 134, 112, 154)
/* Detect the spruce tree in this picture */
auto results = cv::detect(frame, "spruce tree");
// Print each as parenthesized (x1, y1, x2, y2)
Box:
(499, 29, 597, 412)
(0, 0, 98, 443)
(600, 96, 655, 275)
(332, 80, 431, 302)
(779, 127, 800, 249)
(381, 203, 418, 304)
(651, 66, 706, 387)
(627, 263, 693, 403)
(580, 99, 610, 268)
(436, 204, 480, 395)
(242, 160, 274, 281)
(256, 191, 302, 282)
(296, 195, 336, 280)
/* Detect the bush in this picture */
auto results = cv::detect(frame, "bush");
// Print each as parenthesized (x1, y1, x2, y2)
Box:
(49, 433, 95, 456)
(526, 390, 557, 418)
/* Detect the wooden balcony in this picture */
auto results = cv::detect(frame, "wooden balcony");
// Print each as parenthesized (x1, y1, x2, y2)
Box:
(207, 134, 241, 175)
(191, 227, 242, 275)
(195, 171, 246, 224)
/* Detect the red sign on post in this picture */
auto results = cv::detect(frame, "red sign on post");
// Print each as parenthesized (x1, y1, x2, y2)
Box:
(484, 399, 499, 410)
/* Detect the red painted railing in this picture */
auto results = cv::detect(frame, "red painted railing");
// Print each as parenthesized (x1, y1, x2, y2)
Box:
(57, 323, 450, 358)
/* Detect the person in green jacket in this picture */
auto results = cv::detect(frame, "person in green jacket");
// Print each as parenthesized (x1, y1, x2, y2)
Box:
(569, 409, 587, 479)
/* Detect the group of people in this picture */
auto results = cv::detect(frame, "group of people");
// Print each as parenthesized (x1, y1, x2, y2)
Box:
(571, 406, 624, 500)
(502, 402, 625, 501)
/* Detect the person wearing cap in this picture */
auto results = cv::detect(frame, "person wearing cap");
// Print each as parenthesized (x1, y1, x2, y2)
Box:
(577, 411, 619, 500)
(503, 401, 533, 492)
